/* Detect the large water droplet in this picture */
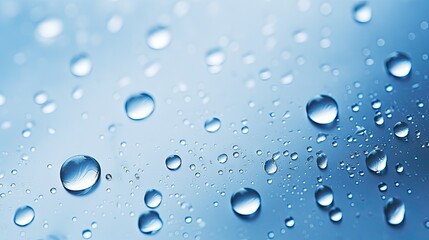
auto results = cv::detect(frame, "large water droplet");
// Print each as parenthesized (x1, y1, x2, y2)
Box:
(385, 52, 412, 78)
(125, 93, 155, 121)
(144, 189, 162, 209)
(70, 53, 92, 77)
(393, 121, 409, 138)
(204, 117, 221, 133)
(306, 95, 338, 125)
(14, 205, 35, 227)
(315, 185, 334, 207)
(165, 155, 182, 171)
(60, 155, 101, 195)
(138, 211, 163, 235)
(230, 188, 261, 216)
(384, 197, 405, 225)
(264, 159, 278, 175)
(146, 26, 171, 50)
(329, 207, 343, 222)
(366, 149, 387, 174)
(35, 18, 63, 41)
(353, 2, 372, 23)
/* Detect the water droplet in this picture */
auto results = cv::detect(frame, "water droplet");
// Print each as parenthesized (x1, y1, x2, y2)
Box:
(82, 229, 92, 239)
(70, 53, 92, 77)
(0, 94, 5, 106)
(146, 26, 171, 50)
(217, 153, 228, 164)
(316, 153, 328, 170)
(14, 205, 35, 227)
(34, 91, 48, 105)
(285, 216, 295, 228)
(60, 155, 101, 195)
(353, 2, 372, 23)
(329, 207, 343, 222)
(371, 99, 381, 109)
(366, 149, 387, 174)
(374, 112, 384, 126)
(138, 211, 163, 235)
(107, 15, 123, 33)
(204, 117, 221, 133)
(264, 159, 278, 175)
(393, 121, 409, 138)
(36, 18, 63, 41)
(185, 216, 192, 224)
(385, 52, 412, 78)
(230, 188, 261, 216)
(384, 197, 405, 225)
(306, 95, 338, 125)
(125, 93, 155, 121)
(315, 185, 334, 207)
(378, 182, 388, 192)
(395, 163, 404, 173)
(144, 189, 162, 209)
(165, 155, 182, 171)
(41, 101, 57, 114)
(206, 48, 225, 66)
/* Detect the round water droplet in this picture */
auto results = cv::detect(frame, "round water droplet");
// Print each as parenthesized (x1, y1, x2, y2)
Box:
(230, 188, 261, 216)
(125, 93, 155, 121)
(366, 149, 387, 173)
(34, 91, 48, 105)
(82, 229, 92, 239)
(217, 153, 228, 164)
(204, 117, 221, 133)
(138, 211, 163, 235)
(317, 154, 328, 170)
(165, 155, 182, 171)
(285, 216, 295, 228)
(385, 52, 412, 78)
(384, 197, 405, 225)
(329, 207, 343, 222)
(70, 53, 92, 77)
(36, 18, 63, 41)
(206, 48, 225, 66)
(393, 121, 409, 138)
(315, 185, 334, 207)
(60, 155, 101, 195)
(353, 2, 372, 23)
(378, 182, 388, 192)
(146, 26, 171, 50)
(264, 159, 278, 175)
(14, 205, 35, 227)
(144, 189, 162, 209)
(306, 95, 338, 125)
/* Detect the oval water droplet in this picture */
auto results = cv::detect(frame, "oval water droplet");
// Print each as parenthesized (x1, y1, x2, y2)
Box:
(144, 189, 162, 209)
(384, 197, 405, 225)
(36, 18, 63, 41)
(14, 205, 35, 227)
(165, 155, 182, 171)
(353, 2, 372, 23)
(146, 26, 171, 50)
(329, 207, 343, 222)
(385, 52, 412, 78)
(60, 155, 101, 195)
(366, 149, 387, 174)
(217, 153, 228, 164)
(34, 91, 49, 105)
(393, 121, 409, 138)
(316, 153, 328, 170)
(82, 229, 92, 239)
(70, 53, 92, 77)
(306, 95, 338, 125)
(138, 211, 163, 235)
(41, 100, 57, 114)
(204, 117, 221, 133)
(125, 93, 155, 121)
(230, 188, 261, 217)
(206, 48, 225, 66)
(284, 216, 295, 228)
(264, 159, 278, 175)
(315, 185, 334, 207)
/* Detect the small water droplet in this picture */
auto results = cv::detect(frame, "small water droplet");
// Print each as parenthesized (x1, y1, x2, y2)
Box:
(384, 197, 405, 225)
(70, 53, 92, 77)
(138, 211, 163, 235)
(125, 93, 155, 121)
(285, 216, 295, 228)
(36, 18, 63, 41)
(264, 159, 278, 175)
(60, 155, 101, 195)
(14, 205, 35, 227)
(144, 189, 162, 209)
(306, 95, 338, 125)
(329, 207, 343, 222)
(353, 2, 372, 23)
(378, 182, 388, 192)
(204, 117, 221, 133)
(146, 26, 171, 50)
(165, 155, 182, 171)
(315, 185, 334, 207)
(366, 149, 387, 174)
(316, 153, 328, 170)
(230, 188, 261, 217)
(385, 52, 412, 78)
(82, 229, 92, 239)
(41, 100, 57, 114)
(34, 91, 49, 105)
(217, 153, 228, 164)
(393, 121, 409, 138)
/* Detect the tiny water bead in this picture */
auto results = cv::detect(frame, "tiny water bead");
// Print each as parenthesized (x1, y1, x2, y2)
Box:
(138, 211, 163, 235)
(125, 93, 155, 121)
(393, 121, 409, 138)
(385, 52, 412, 78)
(285, 216, 295, 228)
(204, 117, 221, 133)
(82, 229, 92, 239)
(264, 159, 278, 175)
(315, 185, 334, 207)
(144, 189, 162, 209)
(70, 53, 92, 77)
(34, 91, 48, 105)
(146, 26, 171, 50)
(217, 153, 228, 164)
(306, 95, 339, 125)
(205, 48, 226, 66)
(60, 155, 101, 195)
(352, 2, 372, 23)
(230, 188, 261, 216)
(14, 205, 35, 227)
(165, 155, 182, 171)
(329, 207, 343, 222)
(384, 197, 405, 225)
(366, 149, 387, 173)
